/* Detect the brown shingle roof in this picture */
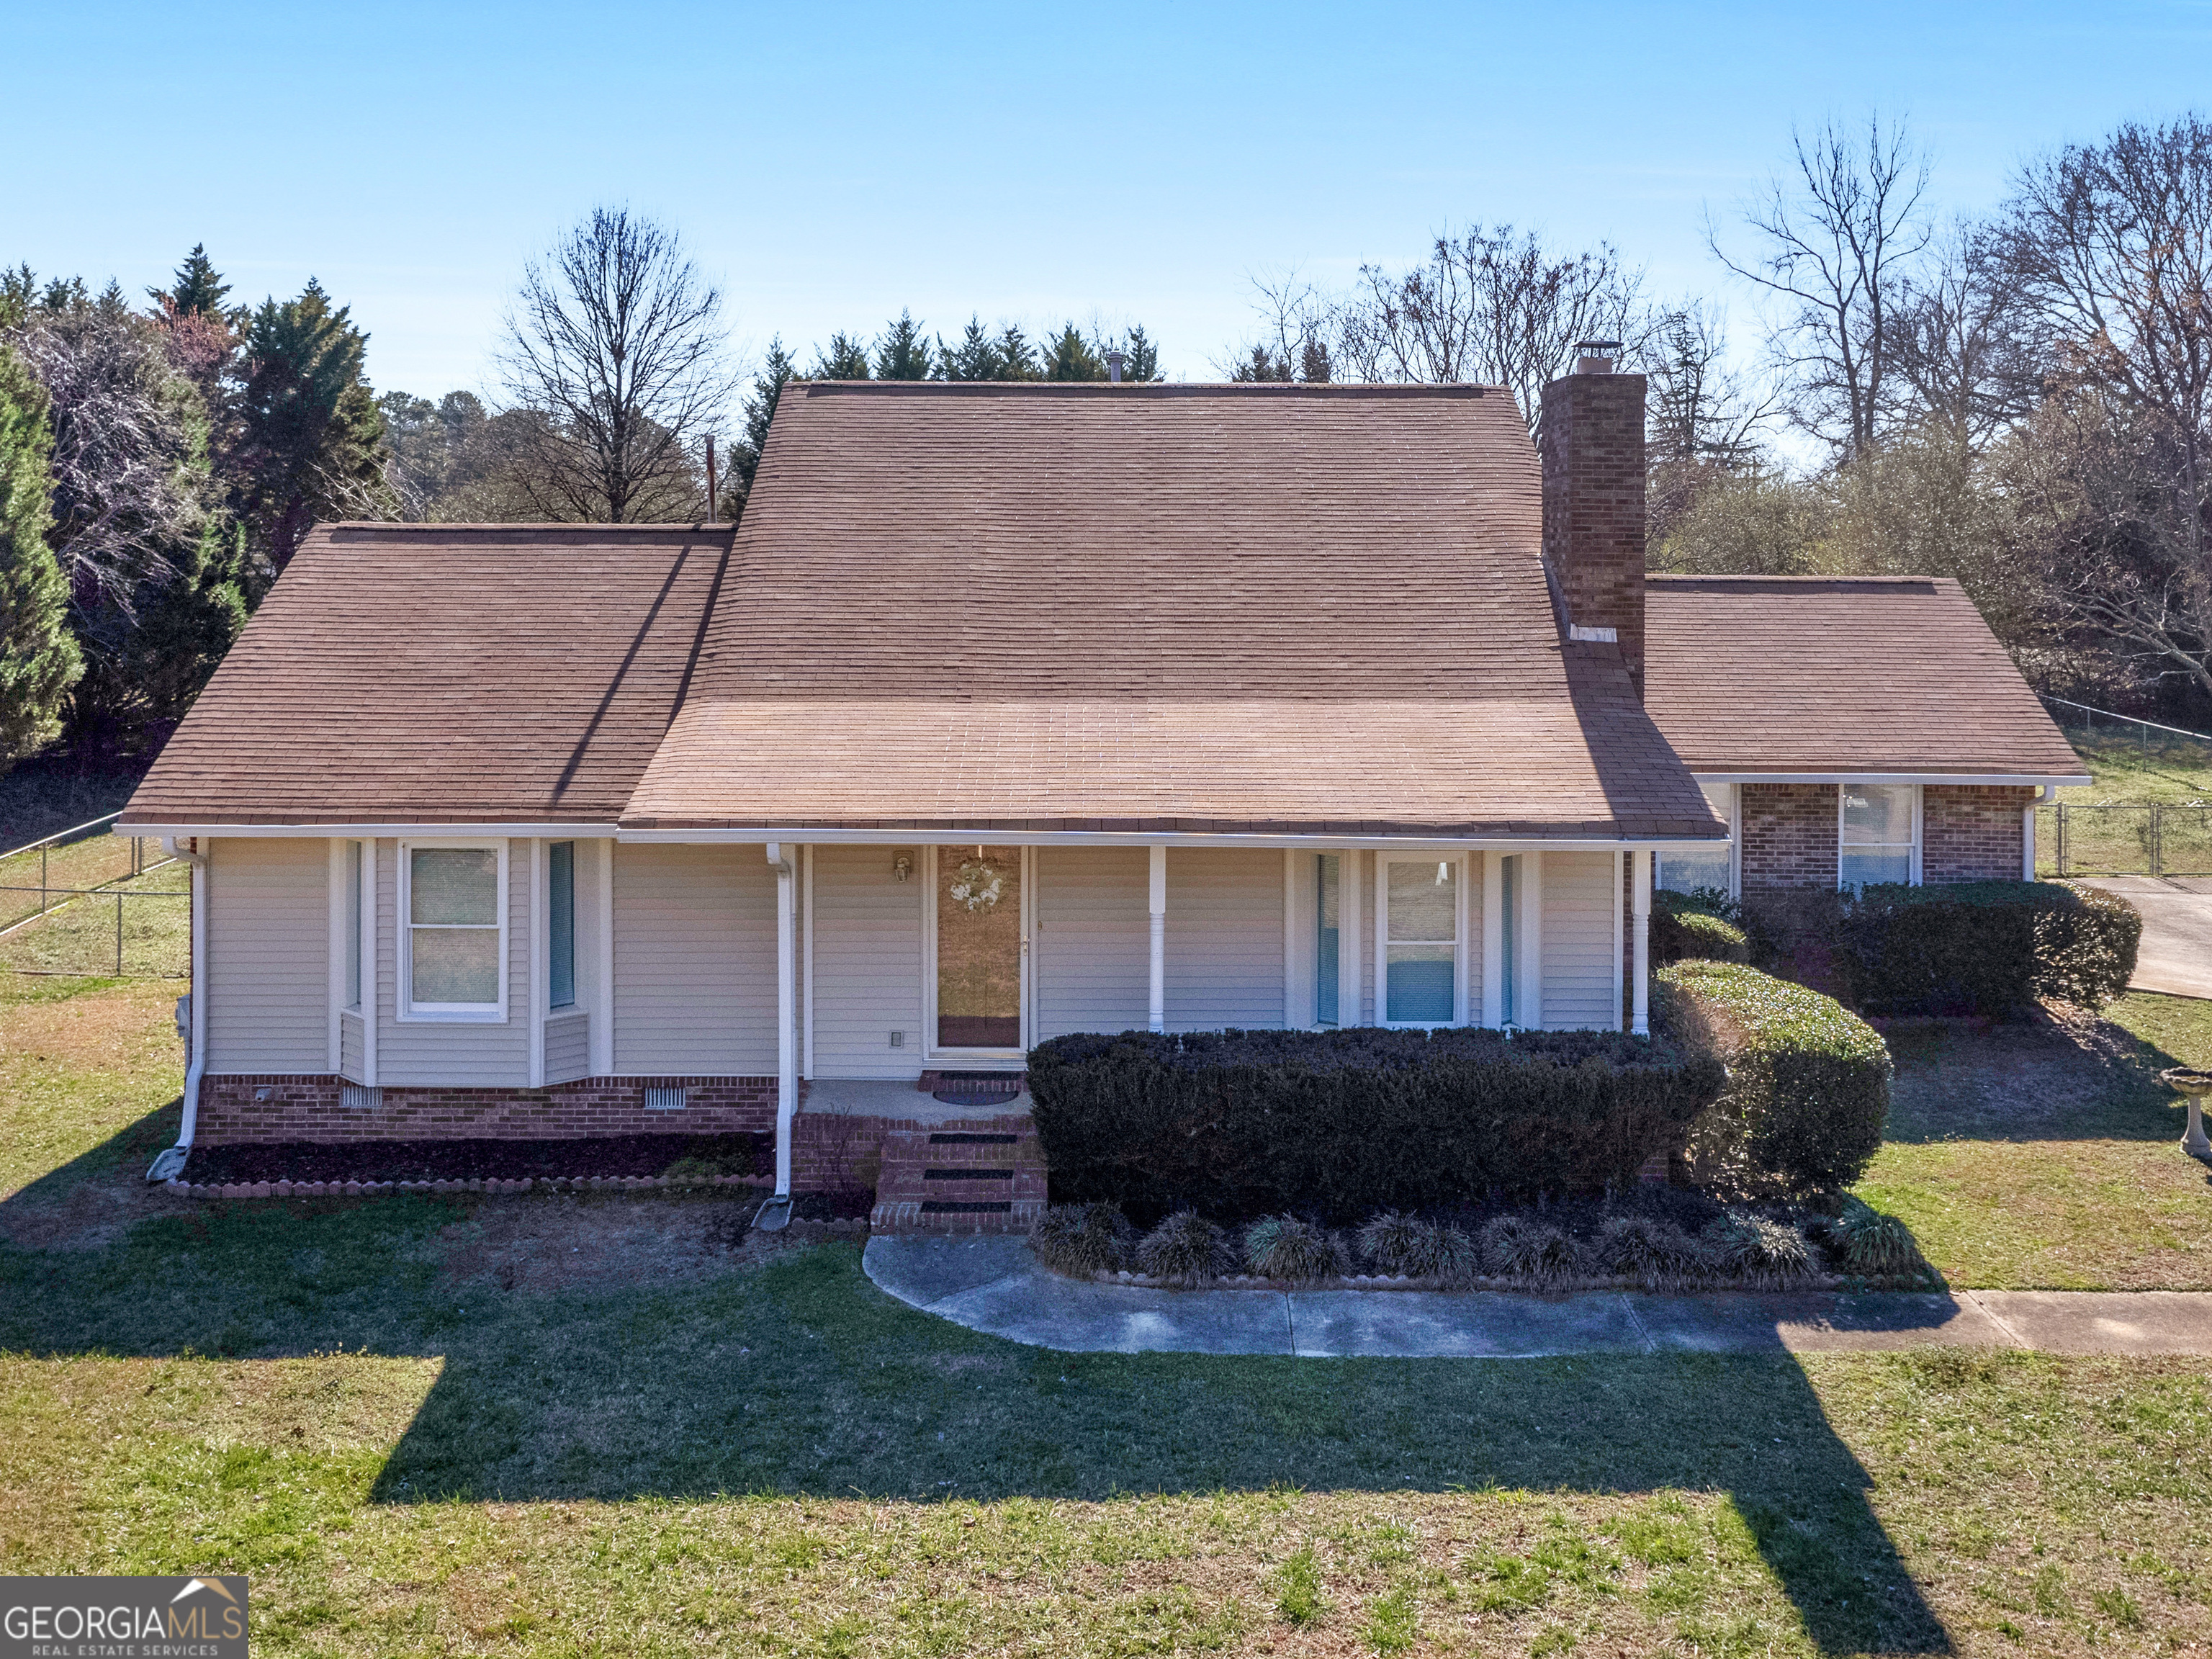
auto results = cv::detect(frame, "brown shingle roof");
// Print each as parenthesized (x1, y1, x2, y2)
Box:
(622, 382, 1722, 838)
(121, 523, 732, 826)
(1644, 575, 2087, 778)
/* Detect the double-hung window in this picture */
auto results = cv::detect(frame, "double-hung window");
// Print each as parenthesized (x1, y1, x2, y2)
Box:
(1380, 855, 1465, 1026)
(400, 841, 507, 1019)
(1658, 782, 1736, 899)
(548, 840, 576, 1010)
(1840, 784, 1918, 892)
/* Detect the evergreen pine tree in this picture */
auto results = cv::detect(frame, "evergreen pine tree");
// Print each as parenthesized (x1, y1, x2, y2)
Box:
(726, 339, 796, 518)
(994, 325, 1040, 381)
(150, 244, 232, 318)
(1120, 325, 1161, 382)
(0, 344, 82, 768)
(120, 515, 246, 734)
(936, 318, 1003, 381)
(873, 310, 932, 380)
(233, 279, 387, 585)
(811, 331, 871, 379)
(1041, 323, 1107, 382)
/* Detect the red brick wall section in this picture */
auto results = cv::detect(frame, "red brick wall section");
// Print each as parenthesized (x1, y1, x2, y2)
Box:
(1539, 368, 1648, 694)
(1740, 783, 1839, 891)
(195, 1076, 775, 1145)
(1923, 785, 2034, 882)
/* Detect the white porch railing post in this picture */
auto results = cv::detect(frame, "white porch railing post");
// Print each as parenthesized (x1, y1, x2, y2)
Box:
(1630, 848, 1652, 1038)
(1148, 844, 1166, 1033)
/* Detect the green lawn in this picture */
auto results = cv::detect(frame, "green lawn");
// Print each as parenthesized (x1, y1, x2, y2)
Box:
(1854, 993, 2212, 1290)
(4, 976, 2211, 1655)
(2036, 728, 2212, 876)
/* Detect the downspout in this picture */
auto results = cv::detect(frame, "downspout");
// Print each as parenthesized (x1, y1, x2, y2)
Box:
(147, 836, 207, 1182)
(2025, 784, 2061, 881)
(755, 841, 796, 1231)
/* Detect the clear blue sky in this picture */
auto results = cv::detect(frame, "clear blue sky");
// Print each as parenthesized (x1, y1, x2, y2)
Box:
(8, 1, 2209, 403)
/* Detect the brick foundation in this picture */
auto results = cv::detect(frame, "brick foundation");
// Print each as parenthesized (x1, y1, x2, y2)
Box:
(1923, 785, 2033, 882)
(1740, 783, 1839, 891)
(195, 1075, 775, 1145)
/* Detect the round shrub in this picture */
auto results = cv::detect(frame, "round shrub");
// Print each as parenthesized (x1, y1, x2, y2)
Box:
(1357, 1210, 1480, 1281)
(1479, 1215, 1591, 1285)
(1653, 891, 1751, 964)
(1596, 1212, 1707, 1288)
(1135, 1210, 1236, 1284)
(1704, 1210, 1813, 1285)
(1658, 961, 1892, 1195)
(1826, 1197, 1929, 1279)
(1244, 1216, 1349, 1282)
(1029, 1201, 1134, 1277)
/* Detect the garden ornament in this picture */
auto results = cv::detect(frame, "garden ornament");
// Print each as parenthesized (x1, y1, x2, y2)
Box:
(2159, 1068, 2212, 1161)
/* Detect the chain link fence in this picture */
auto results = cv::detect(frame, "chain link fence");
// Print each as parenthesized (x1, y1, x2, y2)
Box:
(0, 812, 189, 978)
(2052, 804, 2212, 878)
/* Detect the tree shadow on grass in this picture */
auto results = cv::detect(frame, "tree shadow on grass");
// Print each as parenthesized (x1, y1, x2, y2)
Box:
(1880, 1004, 2196, 1147)
(1, 1160, 1952, 1655)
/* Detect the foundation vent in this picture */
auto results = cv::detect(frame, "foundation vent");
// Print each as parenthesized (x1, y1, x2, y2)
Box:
(644, 1086, 688, 1111)
(340, 1084, 382, 1110)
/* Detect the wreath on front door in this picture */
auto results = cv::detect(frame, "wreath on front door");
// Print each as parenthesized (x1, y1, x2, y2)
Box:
(950, 858, 1004, 912)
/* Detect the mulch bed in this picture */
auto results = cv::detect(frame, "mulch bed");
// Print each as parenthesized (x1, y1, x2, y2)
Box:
(185, 1132, 773, 1187)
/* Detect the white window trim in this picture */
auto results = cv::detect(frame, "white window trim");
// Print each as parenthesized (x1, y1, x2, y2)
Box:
(1372, 852, 1472, 1028)
(1837, 783, 1923, 891)
(920, 843, 1033, 1063)
(397, 837, 510, 1022)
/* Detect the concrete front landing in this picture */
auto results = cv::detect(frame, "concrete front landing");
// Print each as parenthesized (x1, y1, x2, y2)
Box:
(861, 1238, 2212, 1358)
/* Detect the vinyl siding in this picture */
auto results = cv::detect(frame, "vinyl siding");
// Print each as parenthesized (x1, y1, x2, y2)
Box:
(810, 844, 924, 1077)
(374, 837, 531, 1087)
(613, 843, 776, 1074)
(338, 1011, 365, 1082)
(545, 1011, 590, 1082)
(1166, 848, 1285, 1031)
(206, 836, 329, 1072)
(1541, 850, 1617, 1030)
(1035, 847, 1149, 1039)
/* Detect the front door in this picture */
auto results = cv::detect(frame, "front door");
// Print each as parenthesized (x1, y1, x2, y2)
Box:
(934, 845, 1025, 1051)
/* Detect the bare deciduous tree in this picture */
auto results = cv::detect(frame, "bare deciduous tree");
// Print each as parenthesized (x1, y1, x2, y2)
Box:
(1998, 116, 2212, 695)
(1642, 301, 1779, 540)
(498, 208, 734, 522)
(1220, 270, 1336, 382)
(1332, 225, 1646, 433)
(1882, 222, 2044, 451)
(1712, 113, 1932, 460)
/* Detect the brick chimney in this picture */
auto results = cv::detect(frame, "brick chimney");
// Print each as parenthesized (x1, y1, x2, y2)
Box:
(1539, 344, 1647, 697)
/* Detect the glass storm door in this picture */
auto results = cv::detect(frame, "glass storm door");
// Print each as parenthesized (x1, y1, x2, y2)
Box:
(1385, 857, 1458, 1024)
(936, 845, 1023, 1049)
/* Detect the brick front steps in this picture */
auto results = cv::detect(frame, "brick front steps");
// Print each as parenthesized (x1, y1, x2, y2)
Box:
(870, 1118, 1048, 1236)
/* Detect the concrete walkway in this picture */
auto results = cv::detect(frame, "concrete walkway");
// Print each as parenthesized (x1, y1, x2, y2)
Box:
(2079, 876, 2212, 999)
(863, 1236, 2212, 1358)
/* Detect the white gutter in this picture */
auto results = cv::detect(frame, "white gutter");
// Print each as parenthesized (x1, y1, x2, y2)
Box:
(614, 827, 1730, 850)
(1688, 772, 2091, 788)
(147, 835, 207, 1182)
(755, 842, 797, 1232)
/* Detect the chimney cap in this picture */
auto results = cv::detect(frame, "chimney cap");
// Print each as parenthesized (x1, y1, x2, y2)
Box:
(1573, 338, 1623, 375)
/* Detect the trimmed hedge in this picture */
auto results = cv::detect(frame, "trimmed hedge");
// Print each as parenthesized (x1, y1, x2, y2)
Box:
(1658, 961, 1892, 1195)
(1652, 891, 1752, 963)
(1837, 880, 2141, 1016)
(1027, 1025, 1725, 1215)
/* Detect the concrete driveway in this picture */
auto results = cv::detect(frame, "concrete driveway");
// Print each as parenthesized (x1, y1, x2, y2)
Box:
(2079, 876, 2212, 999)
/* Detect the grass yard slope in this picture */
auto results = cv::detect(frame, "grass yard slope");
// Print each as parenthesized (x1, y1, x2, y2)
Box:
(4, 976, 2211, 1656)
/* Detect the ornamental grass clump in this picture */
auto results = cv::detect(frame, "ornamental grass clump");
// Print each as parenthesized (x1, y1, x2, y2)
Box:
(1356, 1210, 1480, 1281)
(1029, 1201, 1134, 1277)
(1244, 1215, 1350, 1282)
(1135, 1210, 1236, 1285)
(1478, 1214, 1591, 1286)
(1827, 1197, 1930, 1280)
(1596, 1212, 1709, 1289)
(1704, 1210, 1814, 1286)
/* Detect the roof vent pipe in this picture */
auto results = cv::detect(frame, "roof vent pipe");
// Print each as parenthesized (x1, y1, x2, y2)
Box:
(1107, 349, 1125, 384)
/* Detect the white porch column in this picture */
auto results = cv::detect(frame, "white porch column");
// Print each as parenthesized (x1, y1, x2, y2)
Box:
(768, 842, 797, 1196)
(526, 838, 547, 1088)
(1630, 848, 1653, 1037)
(1147, 844, 1167, 1033)
(1480, 853, 1504, 1028)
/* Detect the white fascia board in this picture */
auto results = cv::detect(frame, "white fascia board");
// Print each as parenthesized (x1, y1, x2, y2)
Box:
(613, 826, 1732, 851)
(1688, 772, 2091, 788)
(117, 822, 622, 839)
